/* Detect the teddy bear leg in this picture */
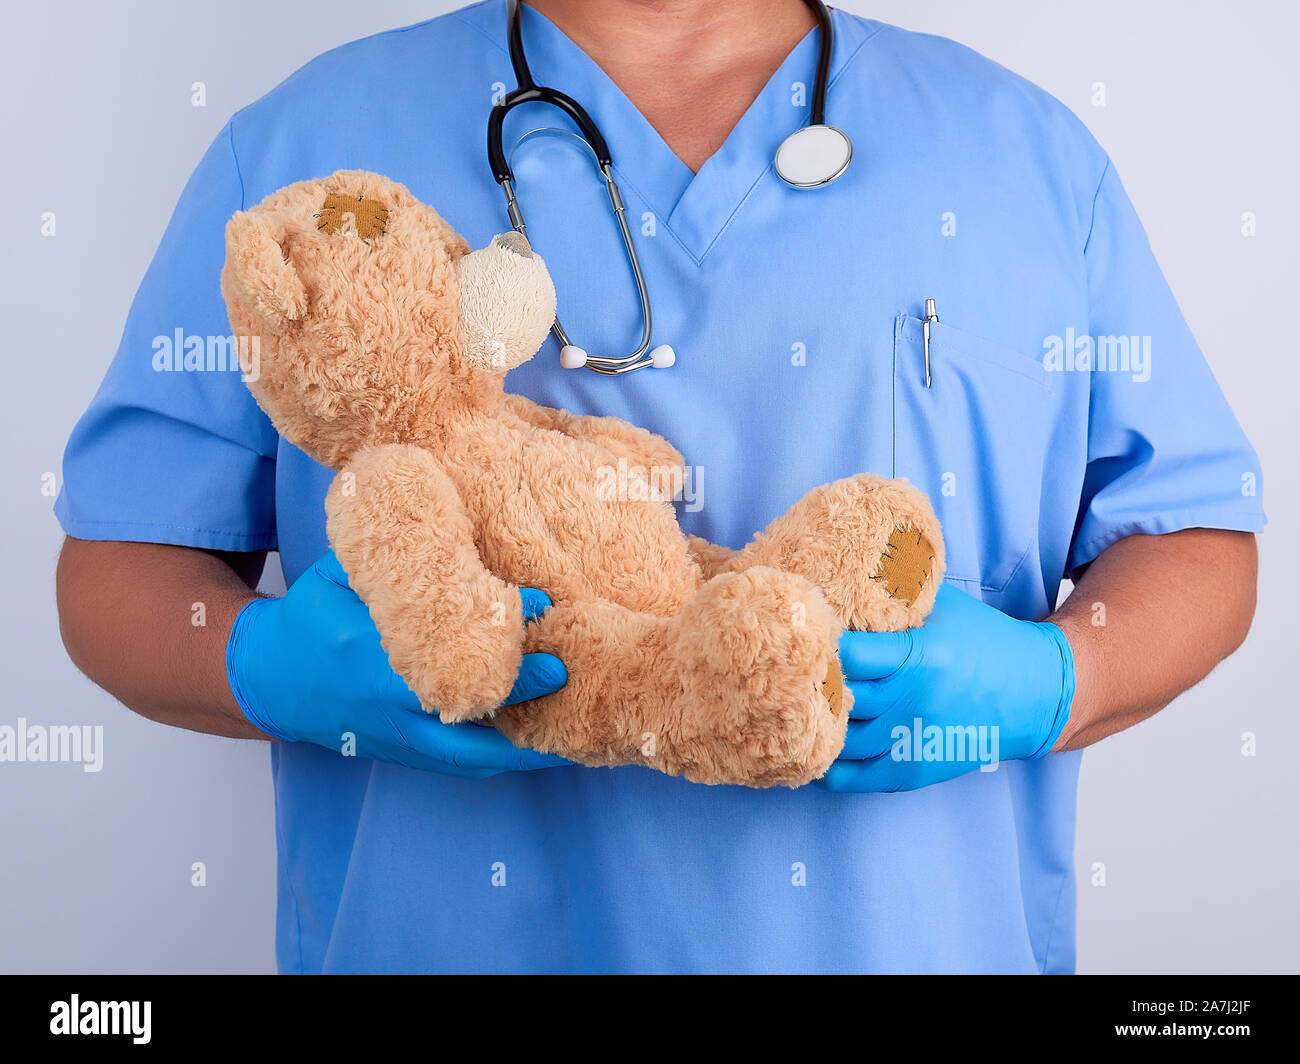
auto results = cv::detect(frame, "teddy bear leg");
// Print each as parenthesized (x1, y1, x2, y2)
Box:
(325, 443, 528, 722)
(494, 567, 849, 787)
(717, 474, 946, 632)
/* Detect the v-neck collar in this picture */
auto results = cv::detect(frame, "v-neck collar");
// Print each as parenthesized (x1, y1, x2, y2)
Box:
(459, 1, 878, 262)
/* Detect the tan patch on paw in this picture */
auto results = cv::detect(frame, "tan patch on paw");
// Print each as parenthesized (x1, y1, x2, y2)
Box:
(820, 656, 844, 717)
(872, 526, 936, 605)
(316, 193, 389, 239)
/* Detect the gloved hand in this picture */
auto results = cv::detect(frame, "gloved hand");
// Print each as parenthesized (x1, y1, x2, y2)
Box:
(817, 582, 1075, 793)
(226, 550, 570, 778)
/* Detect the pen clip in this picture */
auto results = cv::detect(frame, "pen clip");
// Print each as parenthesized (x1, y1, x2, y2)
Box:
(922, 298, 938, 388)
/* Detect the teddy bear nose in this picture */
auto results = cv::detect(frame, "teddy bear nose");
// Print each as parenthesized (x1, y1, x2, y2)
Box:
(492, 231, 534, 259)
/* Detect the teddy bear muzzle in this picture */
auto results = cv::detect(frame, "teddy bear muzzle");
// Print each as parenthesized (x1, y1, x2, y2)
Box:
(455, 232, 557, 372)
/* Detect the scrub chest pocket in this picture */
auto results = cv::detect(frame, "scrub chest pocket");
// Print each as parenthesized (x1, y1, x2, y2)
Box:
(892, 313, 1052, 592)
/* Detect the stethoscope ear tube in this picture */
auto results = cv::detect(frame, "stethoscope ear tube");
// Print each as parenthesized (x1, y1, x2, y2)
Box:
(488, 86, 613, 186)
(488, 0, 659, 373)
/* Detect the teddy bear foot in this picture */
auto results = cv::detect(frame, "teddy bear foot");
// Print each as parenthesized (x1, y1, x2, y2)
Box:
(723, 473, 946, 632)
(493, 567, 848, 787)
(668, 567, 849, 787)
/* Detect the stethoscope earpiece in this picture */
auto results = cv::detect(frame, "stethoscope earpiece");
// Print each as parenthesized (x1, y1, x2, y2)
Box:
(559, 345, 589, 369)
(560, 343, 675, 371)
(649, 344, 676, 369)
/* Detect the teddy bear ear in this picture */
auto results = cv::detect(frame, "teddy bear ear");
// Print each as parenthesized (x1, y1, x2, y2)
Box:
(223, 210, 309, 324)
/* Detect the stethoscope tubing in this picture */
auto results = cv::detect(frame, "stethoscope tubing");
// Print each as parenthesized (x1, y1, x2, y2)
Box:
(487, 0, 838, 373)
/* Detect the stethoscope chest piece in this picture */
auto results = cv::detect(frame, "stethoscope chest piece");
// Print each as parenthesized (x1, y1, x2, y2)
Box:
(774, 124, 853, 189)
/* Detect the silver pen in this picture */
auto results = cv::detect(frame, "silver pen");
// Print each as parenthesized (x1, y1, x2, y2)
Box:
(922, 298, 939, 388)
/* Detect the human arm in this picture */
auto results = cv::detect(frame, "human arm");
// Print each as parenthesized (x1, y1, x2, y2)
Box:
(57, 537, 267, 739)
(1049, 527, 1256, 750)
(818, 528, 1257, 792)
(56, 538, 570, 776)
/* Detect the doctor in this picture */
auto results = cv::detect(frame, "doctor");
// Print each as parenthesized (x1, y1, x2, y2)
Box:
(55, 0, 1262, 973)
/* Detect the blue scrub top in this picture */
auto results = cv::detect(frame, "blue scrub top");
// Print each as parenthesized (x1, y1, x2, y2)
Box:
(56, 1, 1265, 973)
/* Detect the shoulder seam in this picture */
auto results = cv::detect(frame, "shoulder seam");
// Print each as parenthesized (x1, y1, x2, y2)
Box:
(220, 10, 467, 164)
(226, 121, 246, 212)
(1082, 156, 1111, 257)
(452, 5, 507, 55)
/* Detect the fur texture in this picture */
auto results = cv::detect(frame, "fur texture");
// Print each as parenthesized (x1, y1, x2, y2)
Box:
(222, 170, 945, 787)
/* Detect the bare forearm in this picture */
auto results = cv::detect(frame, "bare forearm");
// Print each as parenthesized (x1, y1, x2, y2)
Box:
(1050, 528, 1258, 751)
(56, 537, 269, 739)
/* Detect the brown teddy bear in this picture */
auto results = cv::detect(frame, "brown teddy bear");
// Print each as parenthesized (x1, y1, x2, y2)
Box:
(221, 171, 944, 787)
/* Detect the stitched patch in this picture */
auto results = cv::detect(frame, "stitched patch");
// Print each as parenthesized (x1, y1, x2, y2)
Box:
(872, 526, 936, 605)
(820, 656, 844, 717)
(316, 193, 389, 239)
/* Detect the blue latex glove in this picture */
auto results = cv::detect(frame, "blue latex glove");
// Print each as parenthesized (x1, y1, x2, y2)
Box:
(817, 582, 1075, 793)
(226, 550, 570, 778)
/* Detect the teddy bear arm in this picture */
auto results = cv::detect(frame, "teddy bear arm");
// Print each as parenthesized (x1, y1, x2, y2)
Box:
(325, 443, 528, 722)
(685, 535, 742, 579)
(502, 393, 686, 472)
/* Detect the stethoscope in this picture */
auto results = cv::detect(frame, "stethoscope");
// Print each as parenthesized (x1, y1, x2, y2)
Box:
(487, 0, 851, 374)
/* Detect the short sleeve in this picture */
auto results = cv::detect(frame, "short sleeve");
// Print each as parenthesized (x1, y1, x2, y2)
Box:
(53, 122, 279, 552)
(1066, 158, 1265, 574)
